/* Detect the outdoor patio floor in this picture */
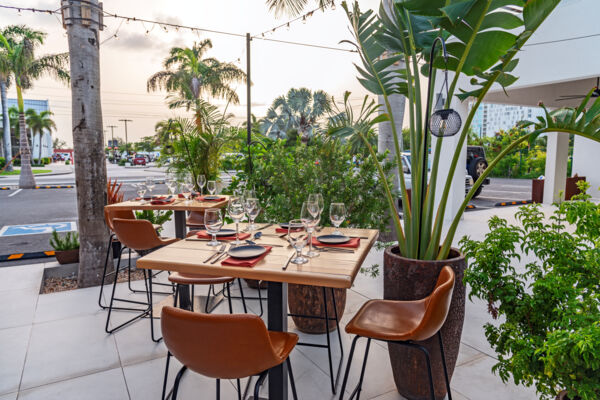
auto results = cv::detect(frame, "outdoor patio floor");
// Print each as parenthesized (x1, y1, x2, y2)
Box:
(0, 206, 544, 400)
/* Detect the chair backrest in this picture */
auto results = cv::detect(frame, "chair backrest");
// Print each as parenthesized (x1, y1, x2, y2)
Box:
(112, 217, 163, 251)
(411, 266, 455, 341)
(104, 208, 136, 232)
(161, 306, 284, 379)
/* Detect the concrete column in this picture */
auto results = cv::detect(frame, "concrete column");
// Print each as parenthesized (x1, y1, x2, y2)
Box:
(572, 134, 600, 200)
(432, 97, 467, 221)
(543, 132, 570, 204)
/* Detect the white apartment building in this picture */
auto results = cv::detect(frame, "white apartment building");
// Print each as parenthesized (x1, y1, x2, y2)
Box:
(470, 103, 546, 137)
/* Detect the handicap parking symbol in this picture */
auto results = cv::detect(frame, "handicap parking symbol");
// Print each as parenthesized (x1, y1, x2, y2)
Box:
(0, 222, 77, 237)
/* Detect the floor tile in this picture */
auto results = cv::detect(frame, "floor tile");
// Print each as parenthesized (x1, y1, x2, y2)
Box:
(0, 325, 31, 395)
(18, 367, 129, 400)
(0, 392, 17, 400)
(0, 289, 38, 329)
(0, 264, 43, 293)
(34, 286, 102, 324)
(20, 313, 120, 390)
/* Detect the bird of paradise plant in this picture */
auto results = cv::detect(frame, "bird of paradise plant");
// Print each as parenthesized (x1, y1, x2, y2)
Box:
(342, 0, 600, 261)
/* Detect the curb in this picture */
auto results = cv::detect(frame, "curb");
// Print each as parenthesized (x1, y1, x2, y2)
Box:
(34, 185, 75, 189)
(465, 204, 477, 210)
(495, 200, 533, 207)
(0, 251, 55, 262)
(0, 186, 10, 190)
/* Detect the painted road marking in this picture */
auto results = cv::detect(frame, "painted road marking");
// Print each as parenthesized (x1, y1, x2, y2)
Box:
(8, 188, 22, 197)
(0, 221, 77, 237)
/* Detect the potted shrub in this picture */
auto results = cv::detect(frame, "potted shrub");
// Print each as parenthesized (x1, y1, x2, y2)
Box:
(50, 230, 80, 264)
(341, 1, 600, 398)
(460, 184, 600, 400)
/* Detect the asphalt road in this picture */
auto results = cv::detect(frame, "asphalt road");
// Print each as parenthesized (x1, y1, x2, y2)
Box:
(470, 177, 532, 209)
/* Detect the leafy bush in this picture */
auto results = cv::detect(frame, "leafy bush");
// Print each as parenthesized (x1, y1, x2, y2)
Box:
(460, 182, 600, 400)
(118, 158, 126, 166)
(225, 137, 395, 231)
(0, 157, 5, 169)
(135, 210, 173, 232)
(65, 160, 71, 165)
(12, 157, 20, 166)
(50, 230, 80, 251)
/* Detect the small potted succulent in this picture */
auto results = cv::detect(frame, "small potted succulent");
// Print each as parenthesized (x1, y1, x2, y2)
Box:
(460, 183, 600, 400)
(50, 230, 80, 264)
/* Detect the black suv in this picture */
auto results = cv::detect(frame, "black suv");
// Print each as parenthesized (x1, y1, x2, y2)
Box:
(466, 145, 490, 198)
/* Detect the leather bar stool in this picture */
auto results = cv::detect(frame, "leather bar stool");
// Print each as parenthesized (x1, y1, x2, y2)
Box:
(168, 272, 241, 313)
(339, 266, 456, 400)
(186, 210, 204, 229)
(105, 218, 179, 342)
(161, 306, 299, 400)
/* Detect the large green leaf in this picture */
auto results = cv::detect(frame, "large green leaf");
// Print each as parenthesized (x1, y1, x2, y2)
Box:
(523, 0, 561, 31)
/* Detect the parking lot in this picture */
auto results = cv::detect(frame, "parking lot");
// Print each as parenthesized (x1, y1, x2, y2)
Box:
(470, 178, 532, 209)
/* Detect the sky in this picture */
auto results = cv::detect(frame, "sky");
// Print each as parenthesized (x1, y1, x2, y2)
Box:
(0, 0, 381, 147)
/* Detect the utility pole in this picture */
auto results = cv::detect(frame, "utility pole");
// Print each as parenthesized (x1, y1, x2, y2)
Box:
(107, 124, 117, 162)
(246, 33, 252, 172)
(63, 0, 108, 287)
(119, 119, 132, 155)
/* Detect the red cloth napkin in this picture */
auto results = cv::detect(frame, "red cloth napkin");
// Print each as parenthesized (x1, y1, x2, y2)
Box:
(150, 198, 176, 205)
(135, 196, 152, 201)
(312, 237, 361, 248)
(221, 246, 272, 267)
(196, 231, 251, 241)
(177, 193, 188, 199)
(275, 227, 304, 233)
(196, 196, 226, 202)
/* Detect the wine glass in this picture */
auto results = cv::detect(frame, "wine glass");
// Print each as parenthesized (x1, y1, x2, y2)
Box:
(197, 174, 206, 196)
(145, 177, 155, 197)
(245, 197, 260, 233)
(183, 174, 194, 201)
(301, 201, 320, 257)
(287, 219, 308, 265)
(165, 178, 176, 196)
(136, 183, 147, 203)
(308, 193, 324, 225)
(227, 197, 246, 246)
(207, 180, 217, 196)
(204, 208, 223, 247)
(330, 203, 346, 235)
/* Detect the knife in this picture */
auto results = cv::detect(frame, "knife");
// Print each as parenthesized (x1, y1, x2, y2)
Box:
(257, 223, 274, 231)
(282, 252, 295, 270)
(204, 243, 226, 263)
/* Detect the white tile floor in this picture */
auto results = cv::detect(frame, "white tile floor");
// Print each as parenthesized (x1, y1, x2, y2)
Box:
(0, 206, 548, 399)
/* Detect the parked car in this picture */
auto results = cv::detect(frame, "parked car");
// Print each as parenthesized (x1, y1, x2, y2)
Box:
(466, 145, 490, 198)
(132, 155, 146, 166)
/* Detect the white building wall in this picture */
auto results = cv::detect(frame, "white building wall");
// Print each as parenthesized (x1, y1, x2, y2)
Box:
(572, 136, 600, 200)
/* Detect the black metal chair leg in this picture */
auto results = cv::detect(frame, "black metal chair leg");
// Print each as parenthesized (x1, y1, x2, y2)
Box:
(331, 288, 345, 385)
(287, 358, 298, 400)
(237, 279, 248, 313)
(173, 284, 179, 307)
(257, 281, 264, 317)
(236, 379, 242, 400)
(438, 331, 452, 400)
(191, 285, 195, 312)
(415, 344, 436, 400)
(171, 366, 187, 400)
(216, 378, 220, 400)
(105, 249, 123, 333)
(204, 284, 213, 313)
(147, 271, 162, 343)
(226, 283, 233, 314)
(350, 338, 371, 400)
(253, 370, 268, 400)
(339, 335, 360, 400)
(161, 352, 171, 400)
(322, 287, 337, 394)
(98, 233, 114, 309)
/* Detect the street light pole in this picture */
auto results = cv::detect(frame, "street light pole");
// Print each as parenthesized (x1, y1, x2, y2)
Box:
(119, 119, 132, 156)
(246, 32, 253, 174)
(107, 124, 117, 162)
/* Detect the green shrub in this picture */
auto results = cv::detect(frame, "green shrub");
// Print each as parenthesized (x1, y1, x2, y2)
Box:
(460, 182, 600, 400)
(135, 210, 173, 232)
(0, 157, 5, 169)
(49, 230, 80, 251)
(65, 160, 71, 165)
(12, 158, 20, 166)
(118, 158, 126, 166)
(225, 138, 395, 231)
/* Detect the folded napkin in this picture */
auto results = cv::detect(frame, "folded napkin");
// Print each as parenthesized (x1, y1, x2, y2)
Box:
(312, 237, 361, 248)
(196, 195, 226, 202)
(135, 196, 153, 201)
(196, 231, 251, 241)
(275, 227, 304, 233)
(177, 193, 188, 199)
(221, 246, 272, 267)
(150, 198, 176, 205)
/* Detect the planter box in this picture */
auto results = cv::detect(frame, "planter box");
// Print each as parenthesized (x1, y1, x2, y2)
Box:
(55, 249, 79, 264)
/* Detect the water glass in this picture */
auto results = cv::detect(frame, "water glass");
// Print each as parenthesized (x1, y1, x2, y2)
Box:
(301, 201, 319, 257)
(204, 208, 223, 247)
(136, 184, 147, 202)
(207, 180, 217, 195)
(330, 202, 346, 235)
(227, 197, 246, 246)
(287, 219, 308, 265)
(245, 197, 260, 232)
(197, 174, 206, 196)
(145, 177, 155, 196)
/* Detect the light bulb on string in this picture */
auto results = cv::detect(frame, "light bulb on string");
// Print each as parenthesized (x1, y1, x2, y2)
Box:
(302, 15, 306, 24)
(17, 8, 22, 16)
(286, 22, 290, 31)
(331, 1, 336, 10)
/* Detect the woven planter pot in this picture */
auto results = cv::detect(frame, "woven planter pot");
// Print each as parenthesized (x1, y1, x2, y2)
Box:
(384, 246, 466, 400)
(55, 249, 80, 265)
(288, 283, 346, 334)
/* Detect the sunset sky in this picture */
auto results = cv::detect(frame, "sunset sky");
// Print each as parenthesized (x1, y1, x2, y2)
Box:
(0, 0, 382, 146)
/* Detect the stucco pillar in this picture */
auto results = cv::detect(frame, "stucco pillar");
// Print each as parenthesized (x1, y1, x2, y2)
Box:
(572, 135, 600, 200)
(543, 132, 570, 204)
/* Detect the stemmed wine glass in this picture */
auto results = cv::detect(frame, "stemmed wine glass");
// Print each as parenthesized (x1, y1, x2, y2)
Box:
(136, 183, 147, 203)
(145, 177, 155, 197)
(287, 219, 308, 264)
(183, 173, 194, 202)
(207, 180, 217, 196)
(330, 202, 346, 235)
(165, 177, 176, 196)
(227, 196, 246, 246)
(204, 208, 223, 247)
(197, 174, 206, 196)
(308, 193, 324, 229)
(244, 197, 260, 233)
(301, 201, 320, 258)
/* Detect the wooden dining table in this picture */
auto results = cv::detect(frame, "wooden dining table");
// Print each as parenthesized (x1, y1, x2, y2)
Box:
(136, 224, 378, 400)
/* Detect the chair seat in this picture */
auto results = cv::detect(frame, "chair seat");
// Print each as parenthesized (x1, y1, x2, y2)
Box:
(345, 299, 427, 342)
(168, 272, 235, 285)
(268, 331, 299, 361)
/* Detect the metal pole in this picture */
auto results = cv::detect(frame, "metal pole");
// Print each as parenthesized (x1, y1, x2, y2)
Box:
(107, 125, 117, 163)
(246, 33, 252, 173)
(119, 119, 132, 156)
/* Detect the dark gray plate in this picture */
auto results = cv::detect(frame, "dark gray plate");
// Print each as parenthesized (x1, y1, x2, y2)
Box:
(213, 229, 236, 237)
(228, 245, 267, 259)
(203, 195, 222, 200)
(279, 222, 304, 229)
(317, 235, 350, 244)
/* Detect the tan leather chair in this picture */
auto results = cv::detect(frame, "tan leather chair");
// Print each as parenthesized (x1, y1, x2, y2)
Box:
(186, 210, 204, 229)
(161, 306, 299, 400)
(339, 266, 455, 400)
(105, 218, 179, 342)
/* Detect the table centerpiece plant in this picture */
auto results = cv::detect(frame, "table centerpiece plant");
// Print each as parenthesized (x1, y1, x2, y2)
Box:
(341, 0, 600, 398)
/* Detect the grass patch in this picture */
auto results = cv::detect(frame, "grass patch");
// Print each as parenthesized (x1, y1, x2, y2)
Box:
(0, 169, 51, 176)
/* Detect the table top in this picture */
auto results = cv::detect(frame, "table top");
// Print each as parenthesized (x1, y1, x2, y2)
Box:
(104, 195, 229, 212)
(136, 225, 379, 289)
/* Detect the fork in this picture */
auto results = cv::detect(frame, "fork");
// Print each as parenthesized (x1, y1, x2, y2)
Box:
(211, 244, 230, 264)
(313, 246, 355, 253)
(203, 243, 226, 263)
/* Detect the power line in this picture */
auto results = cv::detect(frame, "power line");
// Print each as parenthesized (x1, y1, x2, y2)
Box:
(524, 32, 600, 46)
(254, 0, 336, 38)
(254, 36, 355, 53)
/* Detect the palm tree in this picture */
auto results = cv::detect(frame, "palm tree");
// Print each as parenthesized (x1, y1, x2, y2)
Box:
(0, 27, 69, 188)
(25, 109, 56, 163)
(260, 87, 332, 143)
(147, 40, 246, 130)
(265, 0, 331, 17)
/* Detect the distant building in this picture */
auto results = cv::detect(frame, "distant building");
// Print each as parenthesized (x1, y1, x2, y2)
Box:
(470, 102, 546, 137)
(1, 99, 53, 159)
